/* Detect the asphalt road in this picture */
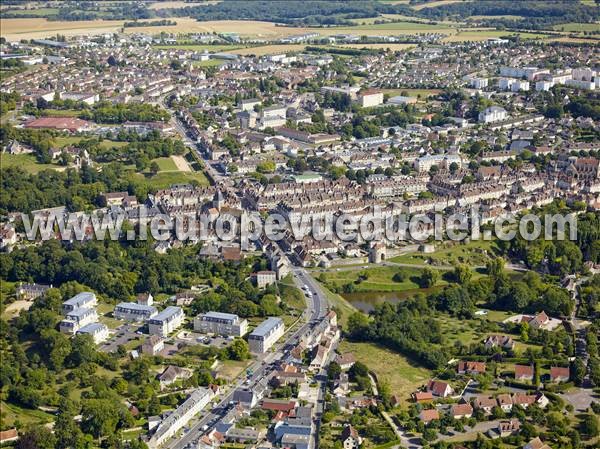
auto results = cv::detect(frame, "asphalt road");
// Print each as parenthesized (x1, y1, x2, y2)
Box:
(166, 267, 329, 449)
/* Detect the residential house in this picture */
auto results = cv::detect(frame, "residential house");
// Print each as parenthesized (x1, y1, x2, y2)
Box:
(141, 335, 165, 356)
(457, 361, 486, 375)
(484, 335, 515, 350)
(496, 394, 513, 412)
(427, 380, 454, 398)
(419, 409, 440, 423)
(451, 403, 473, 419)
(550, 366, 570, 383)
(514, 364, 534, 382)
(341, 424, 362, 449)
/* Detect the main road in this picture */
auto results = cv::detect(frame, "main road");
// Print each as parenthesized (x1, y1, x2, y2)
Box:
(166, 266, 329, 449)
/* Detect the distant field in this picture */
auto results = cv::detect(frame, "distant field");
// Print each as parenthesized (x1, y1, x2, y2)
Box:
(338, 43, 415, 51)
(553, 22, 600, 33)
(411, 0, 467, 9)
(148, 1, 219, 9)
(153, 44, 241, 51)
(229, 44, 307, 56)
(0, 400, 53, 428)
(152, 156, 179, 172)
(443, 30, 549, 42)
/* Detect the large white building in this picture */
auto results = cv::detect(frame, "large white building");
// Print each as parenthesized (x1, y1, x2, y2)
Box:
(479, 106, 508, 123)
(77, 322, 109, 344)
(248, 317, 285, 353)
(114, 302, 158, 322)
(357, 89, 384, 108)
(62, 292, 97, 314)
(148, 306, 185, 337)
(194, 311, 248, 337)
(414, 153, 462, 173)
(147, 388, 214, 449)
(60, 308, 98, 334)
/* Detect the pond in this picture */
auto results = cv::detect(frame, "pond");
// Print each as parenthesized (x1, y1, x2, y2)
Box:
(342, 287, 441, 313)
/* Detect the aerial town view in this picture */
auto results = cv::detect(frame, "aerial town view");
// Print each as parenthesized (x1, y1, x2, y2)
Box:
(0, 1, 600, 449)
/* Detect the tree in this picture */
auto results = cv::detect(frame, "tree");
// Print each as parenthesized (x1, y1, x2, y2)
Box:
(16, 426, 56, 449)
(228, 338, 250, 361)
(149, 161, 160, 175)
(486, 257, 505, 278)
(327, 361, 341, 380)
(572, 358, 586, 386)
(452, 264, 472, 284)
(347, 312, 370, 340)
(580, 414, 599, 438)
(419, 268, 439, 288)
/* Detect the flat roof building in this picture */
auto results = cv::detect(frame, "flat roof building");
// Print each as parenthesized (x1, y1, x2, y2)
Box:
(248, 317, 284, 353)
(148, 306, 185, 337)
(114, 302, 158, 322)
(194, 311, 248, 337)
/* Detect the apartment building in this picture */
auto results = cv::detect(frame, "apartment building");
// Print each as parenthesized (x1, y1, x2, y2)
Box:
(60, 308, 98, 334)
(62, 292, 97, 314)
(114, 302, 158, 322)
(194, 311, 248, 337)
(76, 322, 109, 344)
(148, 306, 185, 337)
(248, 317, 285, 353)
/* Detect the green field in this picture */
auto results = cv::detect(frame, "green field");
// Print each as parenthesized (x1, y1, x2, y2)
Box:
(0, 153, 62, 173)
(390, 239, 499, 267)
(152, 156, 179, 172)
(0, 400, 54, 428)
(193, 59, 226, 67)
(320, 265, 448, 293)
(382, 88, 442, 99)
(133, 170, 210, 188)
(153, 44, 241, 51)
(338, 340, 431, 407)
(553, 22, 600, 33)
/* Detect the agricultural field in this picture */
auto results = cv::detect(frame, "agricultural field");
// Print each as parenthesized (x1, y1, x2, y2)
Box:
(133, 169, 210, 189)
(553, 22, 600, 33)
(228, 44, 307, 56)
(443, 29, 549, 42)
(338, 43, 415, 51)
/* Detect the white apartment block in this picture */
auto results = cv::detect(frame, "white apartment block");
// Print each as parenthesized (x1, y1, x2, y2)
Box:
(255, 271, 277, 289)
(148, 306, 185, 337)
(470, 77, 488, 89)
(194, 311, 248, 337)
(148, 388, 214, 449)
(248, 317, 285, 353)
(60, 308, 98, 334)
(414, 154, 462, 172)
(114, 302, 158, 322)
(358, 90, 384, 108)
(511, 80, 530, 92)
(62, 291, 97, 314)
(500, 66, 549, 81)
(479, 106, 508, 123)
(77, 322, 109, 344)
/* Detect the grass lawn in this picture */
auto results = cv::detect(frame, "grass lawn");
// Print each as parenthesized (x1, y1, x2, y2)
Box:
(193, 59, 226, 67)
(0, 400, 54, 428)
(338, 341, 431, 407)
(320, 265, 448, 293)
(152, 156, 179, 172)
(218, 359, 251, 381)
(390, 239, 499, 267)
(41, 109, 82, 117)
(0, 153, 62, 174)
(381, 88, 442, 99)
(133, 170, 210, 188)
